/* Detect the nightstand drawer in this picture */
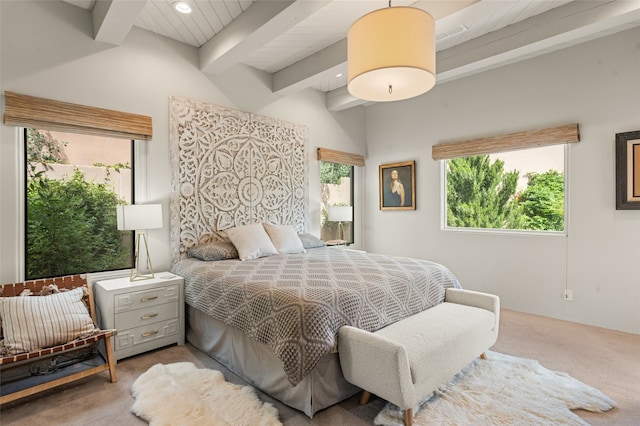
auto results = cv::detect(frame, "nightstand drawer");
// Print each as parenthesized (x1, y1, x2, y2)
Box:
(115, 302, 178, 330)
(114, 284, 179, 313)
(115, 319, 180, 351)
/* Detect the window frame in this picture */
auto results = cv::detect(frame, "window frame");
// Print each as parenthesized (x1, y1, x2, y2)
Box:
(320, 161, 355, 245)
(440, 144, 570, 237)
(18, 128, 148, 281)
(317, 147, 364, 247)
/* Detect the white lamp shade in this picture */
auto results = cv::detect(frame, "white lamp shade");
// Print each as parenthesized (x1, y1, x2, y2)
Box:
(116, 204, 163, 231)
(348, 6, 435, 102)
(328, 205, 353, 222)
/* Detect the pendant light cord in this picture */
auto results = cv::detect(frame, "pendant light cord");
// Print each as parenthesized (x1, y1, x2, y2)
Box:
(388, 0, 392, 95)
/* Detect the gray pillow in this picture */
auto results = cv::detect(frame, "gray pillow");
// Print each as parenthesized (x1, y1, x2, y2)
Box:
(297, 233, 326, 249)
(188, 241, 239, 261)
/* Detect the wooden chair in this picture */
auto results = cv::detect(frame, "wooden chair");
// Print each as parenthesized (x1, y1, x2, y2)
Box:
(0, 275, 117, 405)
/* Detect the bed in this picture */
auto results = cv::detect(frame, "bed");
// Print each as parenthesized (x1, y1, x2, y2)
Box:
(170, 241, 461, 416)
(168, 97, 461, 416)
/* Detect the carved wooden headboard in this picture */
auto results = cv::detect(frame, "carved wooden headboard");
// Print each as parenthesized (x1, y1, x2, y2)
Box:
(169, 96, 308, 263)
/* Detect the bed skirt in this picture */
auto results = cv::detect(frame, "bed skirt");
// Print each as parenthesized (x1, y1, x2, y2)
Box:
(186, 305, 360, 417)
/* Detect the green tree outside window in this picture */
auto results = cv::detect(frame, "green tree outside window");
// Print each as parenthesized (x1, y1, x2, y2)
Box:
(25, 129, 132, 279)
(446, 155, 564, 231)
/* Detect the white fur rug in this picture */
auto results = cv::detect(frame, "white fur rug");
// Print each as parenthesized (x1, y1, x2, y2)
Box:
(131, 362, 282, 426)
(375, 351, 615, 426)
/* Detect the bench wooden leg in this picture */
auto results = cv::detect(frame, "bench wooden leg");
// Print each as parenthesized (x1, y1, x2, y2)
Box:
(404, 407, 413, 426)
(480, 352, 487, 360)
(359, 390, 371, 405)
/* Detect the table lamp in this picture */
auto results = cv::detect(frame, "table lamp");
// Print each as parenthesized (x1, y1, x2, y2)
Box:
(328, 205, 353, 243)
(116, 204, 163, 281)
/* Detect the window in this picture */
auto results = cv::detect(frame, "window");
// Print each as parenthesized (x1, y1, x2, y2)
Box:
(317, 148, 364, 245)
(24, 129, 134, 279)
(445, 145, 566, 232)
(434, 124, 579, 234)
(3, 92, 151, 280)
(320, 161, 354, 244)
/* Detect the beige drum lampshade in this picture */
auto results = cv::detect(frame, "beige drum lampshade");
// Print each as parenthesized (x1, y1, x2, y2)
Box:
(347, 6, 436, 102)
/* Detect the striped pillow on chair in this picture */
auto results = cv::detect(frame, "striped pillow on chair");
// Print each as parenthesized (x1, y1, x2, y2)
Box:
(0, 287, 97, 355)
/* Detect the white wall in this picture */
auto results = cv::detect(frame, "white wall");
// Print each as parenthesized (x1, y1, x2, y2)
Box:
(0, 1, 366, 282)
(364, 27, 640, 334)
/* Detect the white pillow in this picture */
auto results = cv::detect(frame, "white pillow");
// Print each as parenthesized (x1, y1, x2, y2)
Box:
(0, 287, 97, 355)
(263, 223, 305, 254)
(226, 223, 278, 261)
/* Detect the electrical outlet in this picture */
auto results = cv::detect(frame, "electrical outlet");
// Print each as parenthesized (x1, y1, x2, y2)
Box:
(563, 289, 573, 301)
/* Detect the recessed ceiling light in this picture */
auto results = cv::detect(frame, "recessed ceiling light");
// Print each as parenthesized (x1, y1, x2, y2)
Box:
(173, 1, 192, 14)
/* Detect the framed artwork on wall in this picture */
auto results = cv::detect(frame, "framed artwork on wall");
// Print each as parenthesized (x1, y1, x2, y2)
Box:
(379, 160, 416, 210)
(615, 130, 640, 210)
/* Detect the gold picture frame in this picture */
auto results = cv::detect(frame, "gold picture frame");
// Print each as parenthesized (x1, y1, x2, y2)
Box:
(615, 130, 640, 210)
(379, 160, 416, 210)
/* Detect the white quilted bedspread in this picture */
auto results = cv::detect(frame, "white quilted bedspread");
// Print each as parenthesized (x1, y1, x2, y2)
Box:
(171, 247, 461, 385)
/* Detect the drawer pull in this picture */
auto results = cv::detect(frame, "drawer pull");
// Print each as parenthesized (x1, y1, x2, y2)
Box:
(141, 313, 159, 320)
(141, 330, 159, 338)
(140, 296, 158, 302)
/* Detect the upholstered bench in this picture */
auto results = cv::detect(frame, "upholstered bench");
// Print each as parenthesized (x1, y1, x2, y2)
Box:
(338, 288, 500, 426)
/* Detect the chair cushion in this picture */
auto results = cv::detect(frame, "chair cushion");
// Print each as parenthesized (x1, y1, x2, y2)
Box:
(0, 287, 98, 356)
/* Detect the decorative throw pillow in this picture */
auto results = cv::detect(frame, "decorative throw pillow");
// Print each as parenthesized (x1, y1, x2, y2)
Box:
(0, 287, 98, 355)
(263, 223, 306, 254)
(297, 233, 326, 249)
(225, 223, 278, 261)
(188, 241, 239, 261)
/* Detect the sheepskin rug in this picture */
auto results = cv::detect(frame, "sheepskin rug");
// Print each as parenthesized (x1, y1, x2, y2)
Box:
(375, 351, 615, 426)
(131, 362, 282, 426)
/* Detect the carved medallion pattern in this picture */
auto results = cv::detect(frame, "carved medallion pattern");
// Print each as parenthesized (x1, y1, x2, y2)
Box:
(170, 97, 308, 262)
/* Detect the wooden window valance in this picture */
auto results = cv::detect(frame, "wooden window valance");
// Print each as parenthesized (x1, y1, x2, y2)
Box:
(431, 123, 580, 160)
(3, 91, 152, 140)
(317, 147, 365, 167)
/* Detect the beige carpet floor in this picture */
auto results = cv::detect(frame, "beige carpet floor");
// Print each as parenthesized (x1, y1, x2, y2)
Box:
(1, 309, 638, 425)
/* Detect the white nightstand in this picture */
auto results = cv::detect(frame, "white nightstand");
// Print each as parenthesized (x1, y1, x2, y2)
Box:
(94, 272, 184, 360)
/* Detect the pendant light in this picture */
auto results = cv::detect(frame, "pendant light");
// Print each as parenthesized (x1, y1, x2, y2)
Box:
(347, 3, 436, 102)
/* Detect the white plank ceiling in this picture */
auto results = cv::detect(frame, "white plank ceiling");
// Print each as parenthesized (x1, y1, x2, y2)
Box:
(63, 0, 640, 110)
